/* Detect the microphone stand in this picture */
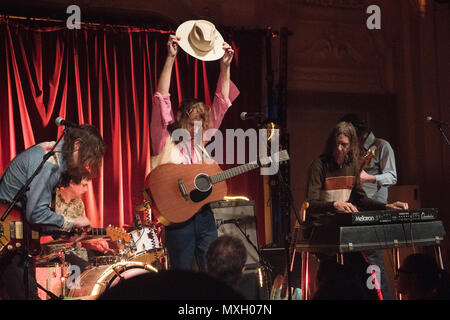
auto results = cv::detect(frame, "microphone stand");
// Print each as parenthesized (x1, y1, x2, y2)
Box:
(256, 118, 303, 300)
(1, 127, 68, 300)
(276, 169, 303, 300)
(437, 124, 450, 147)
(228, 220, 274, 273)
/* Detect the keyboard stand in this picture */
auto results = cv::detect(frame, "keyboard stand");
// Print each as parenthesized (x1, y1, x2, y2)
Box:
(296, 220, 446, 300)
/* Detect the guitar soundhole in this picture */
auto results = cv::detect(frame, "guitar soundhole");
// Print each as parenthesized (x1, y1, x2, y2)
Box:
(194, 173, 212, 192)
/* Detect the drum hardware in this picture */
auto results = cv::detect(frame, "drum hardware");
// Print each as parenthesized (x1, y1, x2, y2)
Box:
(67, 261, 158, 299)
(35, 249, 71, 300)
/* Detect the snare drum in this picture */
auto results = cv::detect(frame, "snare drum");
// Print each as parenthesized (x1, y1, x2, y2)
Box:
(35, 263, 70, 300)
(67, 261, 157, 299)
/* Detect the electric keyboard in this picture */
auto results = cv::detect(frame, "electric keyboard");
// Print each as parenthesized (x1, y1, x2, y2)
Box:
(297, 208, 444, 252)
(308, 208, 438, 226)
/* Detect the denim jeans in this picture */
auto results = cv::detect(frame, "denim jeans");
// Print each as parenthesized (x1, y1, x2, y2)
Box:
(164, 206, 218, 272)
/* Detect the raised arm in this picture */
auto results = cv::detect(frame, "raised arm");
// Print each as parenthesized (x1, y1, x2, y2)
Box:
(218, 42, 234, 102)
(206, 43, 240, 139)
(151, 35, 180, 156)
(157, 35, 180, 94)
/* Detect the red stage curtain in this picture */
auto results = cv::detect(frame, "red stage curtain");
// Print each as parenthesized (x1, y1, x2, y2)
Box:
(0, 19, 266, 245)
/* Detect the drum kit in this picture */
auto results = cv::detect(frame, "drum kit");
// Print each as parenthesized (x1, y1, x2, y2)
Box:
(34, 201, 166, 300)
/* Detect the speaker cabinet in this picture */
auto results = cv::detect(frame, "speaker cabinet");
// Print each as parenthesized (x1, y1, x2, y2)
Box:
(210, 200, 260, 268)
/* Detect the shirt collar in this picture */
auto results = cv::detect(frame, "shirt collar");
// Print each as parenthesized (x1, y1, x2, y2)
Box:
(56, 141, 67, 172)
(363, 132, 375, 150)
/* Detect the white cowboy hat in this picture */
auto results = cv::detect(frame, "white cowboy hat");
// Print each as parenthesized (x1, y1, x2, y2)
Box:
(175, 20, 225, 61)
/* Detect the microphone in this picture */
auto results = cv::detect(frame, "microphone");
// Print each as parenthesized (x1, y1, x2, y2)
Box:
(216, 218, 241, 228)
(55, 117, 80, 128)
(240, 112, 266, 121)
(426, 116, 448, 127)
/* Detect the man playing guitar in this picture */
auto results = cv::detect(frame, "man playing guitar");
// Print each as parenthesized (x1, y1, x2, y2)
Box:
(150, 33, 239, 272)
(0, 125, 104, 299)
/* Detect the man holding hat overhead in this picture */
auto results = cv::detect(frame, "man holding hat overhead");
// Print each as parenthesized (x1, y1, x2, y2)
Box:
(150, 20, 239, 271)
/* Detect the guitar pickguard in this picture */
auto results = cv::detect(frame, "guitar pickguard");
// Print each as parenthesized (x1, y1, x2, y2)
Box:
(190, 188, 212, 203)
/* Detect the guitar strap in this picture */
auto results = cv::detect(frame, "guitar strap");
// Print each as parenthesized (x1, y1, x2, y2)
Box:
(181, 142, 211, 164)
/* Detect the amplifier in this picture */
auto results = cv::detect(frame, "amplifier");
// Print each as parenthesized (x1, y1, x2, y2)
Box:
(209, 200, 260, 268)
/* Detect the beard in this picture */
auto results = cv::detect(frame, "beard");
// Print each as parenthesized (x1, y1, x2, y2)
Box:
(334, 149, 348, 167)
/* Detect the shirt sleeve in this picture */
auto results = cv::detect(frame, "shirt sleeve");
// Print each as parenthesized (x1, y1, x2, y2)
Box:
(374, 141, 397, 187)
(151, 92, 175, 156)
(305, 158, 335, 213)
(25, 148, 73, 231)
(350, 163, 386, 211)
(204, 80, 240, 141)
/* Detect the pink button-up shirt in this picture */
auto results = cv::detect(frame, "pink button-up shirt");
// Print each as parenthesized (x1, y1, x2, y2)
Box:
(151, 80, 240, 165)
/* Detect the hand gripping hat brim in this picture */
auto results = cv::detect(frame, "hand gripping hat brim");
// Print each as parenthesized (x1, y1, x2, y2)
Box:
(176, 20, 225, 61)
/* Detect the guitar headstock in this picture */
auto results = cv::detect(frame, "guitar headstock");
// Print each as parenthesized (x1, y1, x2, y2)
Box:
(260, 150, 290, 166)
(366, 145, 377, 158)
(105, 225, 131, 243)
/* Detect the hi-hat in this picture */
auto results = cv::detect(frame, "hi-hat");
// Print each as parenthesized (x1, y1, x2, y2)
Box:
(136, 201, 152, 211)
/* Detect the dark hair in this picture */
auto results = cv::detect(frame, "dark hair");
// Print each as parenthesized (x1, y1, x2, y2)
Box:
(313, 259, 369, 300)
(58, 171, 90, 188)
(98, 270, 244, 300)
(339, 114, 369, 138)
(62, 124, 104, 178)
(401, 253, 450, 299)
(205, 235, 247, 287)
(324, 121, 360, 166)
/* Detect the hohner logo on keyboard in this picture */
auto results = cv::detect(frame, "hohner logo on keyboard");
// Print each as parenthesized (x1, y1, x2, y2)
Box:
(354, 215, 376, 223)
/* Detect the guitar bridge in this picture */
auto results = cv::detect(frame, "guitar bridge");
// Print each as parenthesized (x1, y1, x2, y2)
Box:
(178, 179, 189, 201)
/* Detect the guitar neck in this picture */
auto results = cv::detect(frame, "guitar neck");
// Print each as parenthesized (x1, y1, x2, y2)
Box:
(88, 228, 107, 236)
(210, 162, 260, 184)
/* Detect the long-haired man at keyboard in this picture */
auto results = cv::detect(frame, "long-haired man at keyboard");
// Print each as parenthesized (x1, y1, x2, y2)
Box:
(305, 121, 408, 300)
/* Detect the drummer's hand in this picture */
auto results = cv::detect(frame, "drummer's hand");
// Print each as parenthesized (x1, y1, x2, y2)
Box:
(83, 239, 113, 254)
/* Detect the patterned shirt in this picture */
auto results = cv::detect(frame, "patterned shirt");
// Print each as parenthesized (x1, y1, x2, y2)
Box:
(54, 190, 86, 220)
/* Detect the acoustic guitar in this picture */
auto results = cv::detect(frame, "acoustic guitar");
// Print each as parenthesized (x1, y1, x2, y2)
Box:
(359, 145, 377, 173)
(147, 150, 290, 226)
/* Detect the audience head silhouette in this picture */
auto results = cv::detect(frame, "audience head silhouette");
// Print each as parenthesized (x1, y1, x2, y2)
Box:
(205, 235, 247, 288)
(396, 253, 450, 300)
(312, 258, 370, 300)
(98, 270, 244, 300)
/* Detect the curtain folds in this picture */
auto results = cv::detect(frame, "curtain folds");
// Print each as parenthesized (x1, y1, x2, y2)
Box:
(0, 19, 266, 245)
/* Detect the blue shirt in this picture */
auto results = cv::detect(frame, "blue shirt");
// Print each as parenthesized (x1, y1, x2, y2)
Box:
(362, 132, 397, 203)
(0, 141, 73, 231)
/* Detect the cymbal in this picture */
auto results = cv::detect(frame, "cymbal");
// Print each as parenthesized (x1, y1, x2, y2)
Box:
(136, 202, 151, 211)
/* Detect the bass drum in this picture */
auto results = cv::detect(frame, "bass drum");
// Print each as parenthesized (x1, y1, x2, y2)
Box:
(67, 261, 157, 299)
